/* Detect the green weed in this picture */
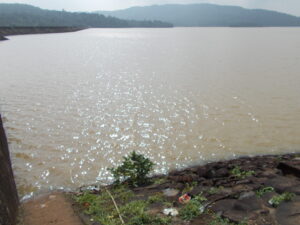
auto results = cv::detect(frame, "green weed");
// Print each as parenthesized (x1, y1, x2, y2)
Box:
(75, 185, 172, 225)
(153, 178, 167, 185)
(209, 214, 248, 225)
(163, 201, 173, 208)
(147, 193, 165, 204)
(230, 166, 255, 179)
(256, 186, 274, 197)
(179, 193, 207, 221)
(208, 186, 224, 195)
(129, 213, 171, 225)
(269, 192, 295, 207)
(182, 181, 198, 194)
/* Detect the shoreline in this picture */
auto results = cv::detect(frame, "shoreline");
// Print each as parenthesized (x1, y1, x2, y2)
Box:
(0, 35, 8, 40)
(20, 152, 300, 225)
(0, 26, 86, 40)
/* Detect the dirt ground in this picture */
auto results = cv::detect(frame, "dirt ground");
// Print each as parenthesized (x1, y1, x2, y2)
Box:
(21, 192, 82, 225)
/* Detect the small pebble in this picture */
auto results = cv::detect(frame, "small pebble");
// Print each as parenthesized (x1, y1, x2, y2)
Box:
(163, 188, 179, 197)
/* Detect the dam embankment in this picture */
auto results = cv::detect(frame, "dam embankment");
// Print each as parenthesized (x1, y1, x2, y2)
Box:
(0, 115, 19, 225)
(0, 26, 85, 40)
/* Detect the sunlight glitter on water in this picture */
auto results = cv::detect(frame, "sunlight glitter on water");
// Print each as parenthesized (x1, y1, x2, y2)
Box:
(0, 28, 300, 198)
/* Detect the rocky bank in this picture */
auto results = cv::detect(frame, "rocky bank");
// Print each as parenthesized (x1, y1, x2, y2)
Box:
(70, 153, 300, 225)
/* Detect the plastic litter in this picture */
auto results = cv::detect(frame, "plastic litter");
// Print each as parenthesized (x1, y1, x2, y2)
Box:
(163, 208, 179, 216)
(178, 193, 191, 204)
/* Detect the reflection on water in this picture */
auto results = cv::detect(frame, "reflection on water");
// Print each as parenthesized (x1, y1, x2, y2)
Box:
(0, 28, 300, 199)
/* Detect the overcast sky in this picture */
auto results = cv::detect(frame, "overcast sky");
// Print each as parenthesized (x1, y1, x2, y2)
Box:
(0, 0, 300, 16)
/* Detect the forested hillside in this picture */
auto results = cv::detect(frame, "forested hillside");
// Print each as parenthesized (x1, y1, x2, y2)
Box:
(97, 4, 300, 27)
(0, 4, 173, 28)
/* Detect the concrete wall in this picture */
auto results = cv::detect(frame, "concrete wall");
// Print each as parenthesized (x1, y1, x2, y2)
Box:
(0, 115, 19, 225)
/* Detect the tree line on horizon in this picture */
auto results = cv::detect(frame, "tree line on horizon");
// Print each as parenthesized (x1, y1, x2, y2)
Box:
(0, 4, 173, 28)
(97, 3, 300, 27)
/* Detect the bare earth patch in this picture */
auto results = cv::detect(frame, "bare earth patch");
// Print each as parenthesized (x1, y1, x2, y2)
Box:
(21, 192, 82, 225)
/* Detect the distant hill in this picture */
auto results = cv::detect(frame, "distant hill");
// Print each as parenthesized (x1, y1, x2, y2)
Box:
(97, 4, 300, 27)
(0, 4, 173, 28)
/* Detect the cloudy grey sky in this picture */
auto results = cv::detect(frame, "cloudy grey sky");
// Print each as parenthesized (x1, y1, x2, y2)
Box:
(0, 0, 300, 16)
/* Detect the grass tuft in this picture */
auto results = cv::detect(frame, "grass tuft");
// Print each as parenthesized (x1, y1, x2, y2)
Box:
(269, 192, 295, 207)
(255, 186, 274, 197)
(179, 193, 207, 221)
(75, 185, 171, 225)
(230, 166, 255, 179)
(208, 186, 224, 195)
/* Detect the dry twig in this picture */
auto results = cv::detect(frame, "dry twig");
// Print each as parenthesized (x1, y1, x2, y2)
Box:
(105, 187, 125, 224)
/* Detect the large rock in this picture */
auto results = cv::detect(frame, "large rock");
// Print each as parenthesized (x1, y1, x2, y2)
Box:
(276, 196, 300, 225)
(277, 161, 300, 178)
(205, 168, 229, 179)
(264, 175, 300, 194)
(211, 195, 266, 223)
(0, 115, 19, 225)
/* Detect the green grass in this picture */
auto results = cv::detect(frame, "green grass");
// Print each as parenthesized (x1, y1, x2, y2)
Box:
(182, 181, 198, 194)
(147, 192, 165, 204)
(209, 214, 248, 225)
(269, 192, 295, 207)
(129, 213, 172, 225)
(255, 187, 274, 197)
(179, 193, 207, 221)
(75, 185, 171, 225)
(77, 152, 173, 224)
(152, 177, 168, 185)
(230, 166, 255, 179)
(208, 186, 224, 195)
(163, 201, 174, 208)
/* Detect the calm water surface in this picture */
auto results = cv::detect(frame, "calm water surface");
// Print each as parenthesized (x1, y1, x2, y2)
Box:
(0, 28, 300, 199)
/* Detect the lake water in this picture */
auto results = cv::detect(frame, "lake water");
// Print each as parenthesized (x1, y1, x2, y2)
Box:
(0, 28, 300, 199)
